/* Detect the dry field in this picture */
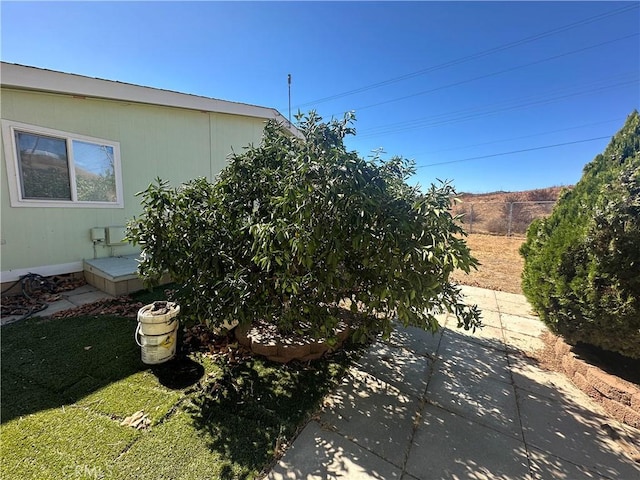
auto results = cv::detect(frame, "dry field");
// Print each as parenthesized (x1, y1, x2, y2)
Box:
(447, 187, 566, 292)
(450, 233, 526, 294)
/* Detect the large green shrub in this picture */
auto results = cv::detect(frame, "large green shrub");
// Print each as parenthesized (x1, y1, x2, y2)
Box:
(127, 112, 480, 342)
(520, 111, 640, 359)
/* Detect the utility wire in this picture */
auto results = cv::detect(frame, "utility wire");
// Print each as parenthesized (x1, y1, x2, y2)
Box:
(416, 136, 611, 168)
(359, 79, 637, 137)
(361, 73, 636, 134)
(413, 117, 626, 156)
(341, 32, 639, 118)
(290, 3, 639, 110)
(357, 73, 638, 138)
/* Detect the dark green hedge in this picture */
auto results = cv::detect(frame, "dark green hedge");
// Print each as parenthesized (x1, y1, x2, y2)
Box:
(520, 111, 640, 359)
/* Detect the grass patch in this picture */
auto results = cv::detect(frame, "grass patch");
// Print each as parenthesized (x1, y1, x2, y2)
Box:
(129, 284, 174, 305)
(76, 373, 182, 425)
(111, 409, 247, 480)
(1, 315, 144, 422)
(1, 407, 138, 479)
(183, 353, 356, 478)
(1, 291, 362, 479)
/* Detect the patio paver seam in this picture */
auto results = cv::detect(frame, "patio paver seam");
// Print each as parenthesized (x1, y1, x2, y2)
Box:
(505, 348, 536, 478)
(399, 470, 421, 480)
(498, 302, 537, 472)
(394, 326, 446, 477)
(526, 444, 625, 480)
(317, 362, 429, 471)
(314, 417, 412, 471)
(419, 395, 526, 444)
(399, 396, 426, 475)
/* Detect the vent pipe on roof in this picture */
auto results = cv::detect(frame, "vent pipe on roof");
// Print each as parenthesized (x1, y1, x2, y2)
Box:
(288, 73, 292, 127)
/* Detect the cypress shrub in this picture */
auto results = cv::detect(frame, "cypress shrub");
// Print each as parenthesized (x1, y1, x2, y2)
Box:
(520, 111, 640, 359)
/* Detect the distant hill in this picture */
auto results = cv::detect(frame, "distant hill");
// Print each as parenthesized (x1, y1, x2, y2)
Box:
(451, 186, 573, 236)
(458, 186, 571, 204)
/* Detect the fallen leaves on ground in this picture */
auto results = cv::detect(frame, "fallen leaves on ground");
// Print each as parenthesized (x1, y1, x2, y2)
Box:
(183, 324, 252, 364)
(51, 297, 146, 319)
(120, 410, 150, 430)
(1, 274, 87, 318)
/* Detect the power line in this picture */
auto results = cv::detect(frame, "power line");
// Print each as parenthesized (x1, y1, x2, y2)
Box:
(290, 3, 639, 110)
(416, 136, 611, 168)
(359, 80, 637, 137)
(411, 117, 626, 156)
(342, 32, 638, 117)
(357, 73, 638, 138)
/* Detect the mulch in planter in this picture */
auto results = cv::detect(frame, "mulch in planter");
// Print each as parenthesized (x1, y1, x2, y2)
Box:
(235, 310, 352, 363)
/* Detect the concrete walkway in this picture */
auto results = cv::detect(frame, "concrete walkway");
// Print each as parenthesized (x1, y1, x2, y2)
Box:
(1, 284, 114, 326)
(267, 285, 640, 480)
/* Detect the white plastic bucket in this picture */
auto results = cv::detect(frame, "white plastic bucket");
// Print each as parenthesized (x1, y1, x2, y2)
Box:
(135, 327, 178, 364)
(136, 302, 180, 364)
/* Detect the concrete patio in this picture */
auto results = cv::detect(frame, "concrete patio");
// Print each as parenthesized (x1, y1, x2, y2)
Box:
(0, 284, 114, 326)
(2, 281, 638, 478)
(267, 285, 640, 480)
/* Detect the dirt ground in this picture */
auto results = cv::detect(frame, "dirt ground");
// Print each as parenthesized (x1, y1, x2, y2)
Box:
(451, 233, 525, 294)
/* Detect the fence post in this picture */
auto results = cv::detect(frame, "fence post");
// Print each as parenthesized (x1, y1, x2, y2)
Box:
(469, 204, 474, 233)
(507, 202, 514, 236)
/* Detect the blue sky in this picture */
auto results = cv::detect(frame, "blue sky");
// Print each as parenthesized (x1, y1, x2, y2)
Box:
(2, 1, 638, 193)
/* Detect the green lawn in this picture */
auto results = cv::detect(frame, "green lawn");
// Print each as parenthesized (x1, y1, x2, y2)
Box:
(1, 292, 360, 479)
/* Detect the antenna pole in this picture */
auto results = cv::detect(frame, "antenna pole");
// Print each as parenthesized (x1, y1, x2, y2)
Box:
(288, 73, 291, 126)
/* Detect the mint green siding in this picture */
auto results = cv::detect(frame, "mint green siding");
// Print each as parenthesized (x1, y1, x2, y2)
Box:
(1, 88, 266, 275)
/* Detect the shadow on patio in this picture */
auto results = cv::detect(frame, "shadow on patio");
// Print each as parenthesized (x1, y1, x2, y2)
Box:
(268, 323, 640, 479)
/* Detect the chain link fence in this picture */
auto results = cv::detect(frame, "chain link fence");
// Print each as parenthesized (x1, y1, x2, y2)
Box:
(451, 201, 556, 236)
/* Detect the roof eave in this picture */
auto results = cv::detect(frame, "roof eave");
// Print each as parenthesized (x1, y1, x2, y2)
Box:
(0, 62, 301, 137)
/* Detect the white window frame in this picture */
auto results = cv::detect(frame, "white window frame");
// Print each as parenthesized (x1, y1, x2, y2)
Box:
(2, 120, 124, 208)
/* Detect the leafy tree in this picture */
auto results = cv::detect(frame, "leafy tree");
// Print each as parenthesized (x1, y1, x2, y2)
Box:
(520, 111, 640, 358)
(127, 112, 480, 343)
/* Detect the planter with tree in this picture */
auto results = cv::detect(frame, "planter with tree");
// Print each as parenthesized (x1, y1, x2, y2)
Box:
(127, 112, 480, 361)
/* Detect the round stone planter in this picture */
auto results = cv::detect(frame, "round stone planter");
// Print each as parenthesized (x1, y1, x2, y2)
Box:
(235, 312, 351, 363)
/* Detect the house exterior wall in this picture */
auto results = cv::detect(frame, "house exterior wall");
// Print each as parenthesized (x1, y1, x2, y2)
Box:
(1, 87, 267, 281)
